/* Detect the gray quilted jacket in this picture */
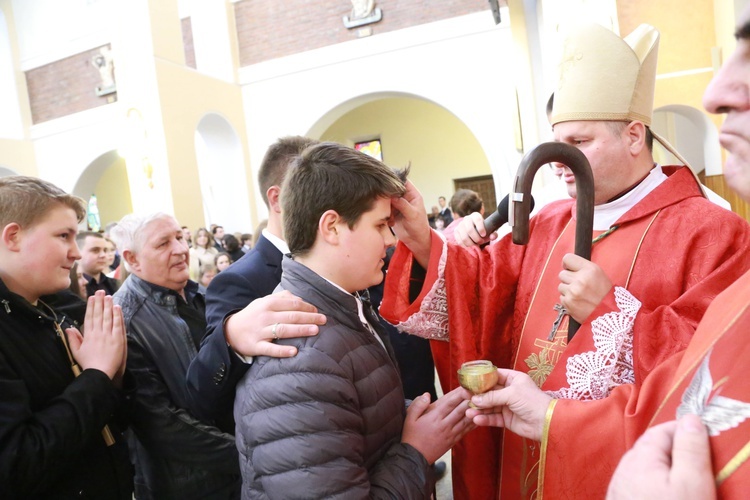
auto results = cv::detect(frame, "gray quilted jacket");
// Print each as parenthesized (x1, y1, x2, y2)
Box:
(234, 257, 433, 499)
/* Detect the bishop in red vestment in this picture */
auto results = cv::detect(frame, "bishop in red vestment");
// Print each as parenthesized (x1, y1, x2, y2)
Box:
(381, 23, 750, 499)
(460, 7, 750, 499)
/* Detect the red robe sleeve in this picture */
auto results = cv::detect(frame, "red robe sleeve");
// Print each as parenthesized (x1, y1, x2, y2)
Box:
(540, 350, 685, 499)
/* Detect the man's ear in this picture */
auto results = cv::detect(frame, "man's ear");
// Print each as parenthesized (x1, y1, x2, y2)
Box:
(626, 120, 647, 156)
(267, 186, 282, 214)
(2, 223, 23, 252)
(319, 210, 342, 245)
(122, 249, 140, 273)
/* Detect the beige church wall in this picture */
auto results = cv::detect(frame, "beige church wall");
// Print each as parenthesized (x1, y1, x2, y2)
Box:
(320, 97, 491, 210)
(616, 0, 718, 129)
(30, 105, 122, 195)
(154, 59, 256, 232)
(0, 138, 36, 176)
(94, 157, 133, 227)
(240, 11, 519, 220)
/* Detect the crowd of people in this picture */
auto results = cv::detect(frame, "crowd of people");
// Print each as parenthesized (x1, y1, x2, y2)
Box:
(3, 11, 750, 500)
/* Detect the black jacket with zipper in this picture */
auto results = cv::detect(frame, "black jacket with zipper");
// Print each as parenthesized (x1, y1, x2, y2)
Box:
(0, 279, 133, 499)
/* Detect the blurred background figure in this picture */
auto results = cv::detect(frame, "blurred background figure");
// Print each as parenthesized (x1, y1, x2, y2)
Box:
(211, 225, 225, 252)
(215, 252, 232, 272)
(182, 226, 193, 248)
(189, 227, 218, 281)
(68, 262, 89, 300)
(75, 231, 119, 297)
(222, 234, 245, 263)
(443, 188, 484, 243)
(198, 264, 217, 294)
(240, 233, 253, 253)
(428, 205, 440, 229)
(438, 195, 453, 225)
(104, 237, 118, 277)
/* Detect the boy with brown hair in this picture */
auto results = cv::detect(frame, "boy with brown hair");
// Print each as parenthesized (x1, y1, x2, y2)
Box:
(0, 176, 131, 498)
(234, 142, 473, 498)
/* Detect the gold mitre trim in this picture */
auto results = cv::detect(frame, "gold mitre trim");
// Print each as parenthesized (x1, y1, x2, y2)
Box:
(551, 23, 659, 127)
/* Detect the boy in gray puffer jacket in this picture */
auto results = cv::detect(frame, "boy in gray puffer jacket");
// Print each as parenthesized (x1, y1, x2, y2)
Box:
(234, 142, 474, 499)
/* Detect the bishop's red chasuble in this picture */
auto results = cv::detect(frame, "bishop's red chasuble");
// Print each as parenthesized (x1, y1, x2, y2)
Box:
(541, 268, 750, 499)
(381, 167, 750, 499)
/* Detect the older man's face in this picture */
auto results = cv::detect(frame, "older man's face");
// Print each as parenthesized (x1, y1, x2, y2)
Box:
(129, 216, 189, 292)
(703, 4, 750, 201)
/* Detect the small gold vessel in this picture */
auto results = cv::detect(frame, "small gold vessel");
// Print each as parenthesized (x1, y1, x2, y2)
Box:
(457, 360, 499, 395)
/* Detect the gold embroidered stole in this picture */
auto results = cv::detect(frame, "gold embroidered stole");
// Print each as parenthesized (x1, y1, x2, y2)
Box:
(499, 212, 659, 500)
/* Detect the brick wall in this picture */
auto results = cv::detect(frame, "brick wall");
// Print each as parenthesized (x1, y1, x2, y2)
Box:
(26, 45, 117, 124)
(182, 17, 197, 69)
(234, 0, 498, 67)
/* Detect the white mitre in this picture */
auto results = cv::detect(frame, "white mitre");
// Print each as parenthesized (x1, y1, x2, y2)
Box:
(551, 23, 659, 126)
(551, 23, 709, 198)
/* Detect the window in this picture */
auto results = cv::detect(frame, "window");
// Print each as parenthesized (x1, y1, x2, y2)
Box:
(355, 139, 382, 161)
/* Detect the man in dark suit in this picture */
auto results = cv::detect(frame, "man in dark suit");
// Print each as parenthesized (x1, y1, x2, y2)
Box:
(438, 195, 453, 225)
(186, 136, 326, 424)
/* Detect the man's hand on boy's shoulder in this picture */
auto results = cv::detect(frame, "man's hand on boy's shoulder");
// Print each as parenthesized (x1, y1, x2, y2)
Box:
(224, 290, 327, 359)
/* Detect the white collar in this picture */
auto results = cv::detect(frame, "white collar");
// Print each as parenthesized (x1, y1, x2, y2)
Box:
(592, 165, 667, 231)
(262, 228, 290, 255)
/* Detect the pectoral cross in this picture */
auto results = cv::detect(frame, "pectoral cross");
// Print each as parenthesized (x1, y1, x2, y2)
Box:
(548, 303, 568, 341)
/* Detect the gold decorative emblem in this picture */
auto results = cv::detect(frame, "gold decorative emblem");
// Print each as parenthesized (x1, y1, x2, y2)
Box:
(526, 346, 554, 386)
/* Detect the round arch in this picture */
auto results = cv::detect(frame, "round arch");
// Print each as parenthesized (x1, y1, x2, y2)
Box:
(652, 104, 722, 175)
(72, 150, 133, 227)
(195, 113, 252, 234)
(307, 91, 502, 212)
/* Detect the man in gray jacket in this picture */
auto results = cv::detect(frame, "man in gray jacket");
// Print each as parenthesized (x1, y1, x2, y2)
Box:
(112, 213, 239, 499)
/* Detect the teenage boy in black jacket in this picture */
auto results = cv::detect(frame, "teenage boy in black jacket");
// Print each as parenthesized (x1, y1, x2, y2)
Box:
(0, 175, 132, 499)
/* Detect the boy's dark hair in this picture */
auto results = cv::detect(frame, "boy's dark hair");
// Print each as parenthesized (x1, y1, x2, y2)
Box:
(211, 225, 223, 235)
(258, 136, 319, 208)
(282, 142, 408, 257)
(75, 230, 106, 248)
(0, 175, 86, 229)
(450, 189, 484, 217)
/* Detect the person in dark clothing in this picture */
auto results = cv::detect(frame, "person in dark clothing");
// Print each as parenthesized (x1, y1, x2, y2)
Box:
(438, 195, 454, 225)
(222, 234, 245, 264)
(0, 175, 132, 499)
(186, 136, 326, 426)
(76, 230, 119, 296)
(234, 142, 473, 498)
(111, 213, 239, 500)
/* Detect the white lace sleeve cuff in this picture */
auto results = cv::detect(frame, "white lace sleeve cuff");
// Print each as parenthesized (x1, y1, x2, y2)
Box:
(547, 287, 642, 400)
